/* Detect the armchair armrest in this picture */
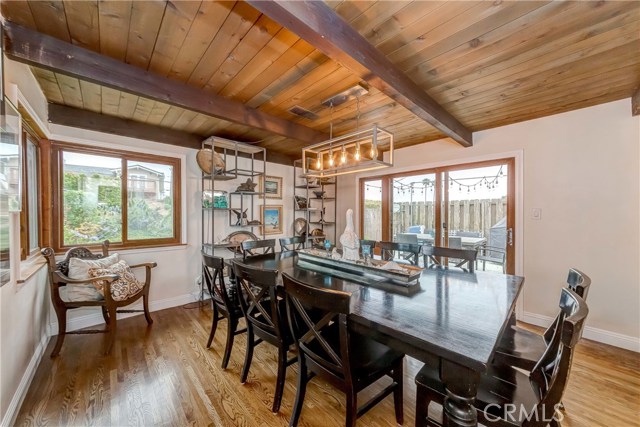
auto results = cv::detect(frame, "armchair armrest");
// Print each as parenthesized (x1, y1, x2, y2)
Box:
(128, 262, 158, 269)
(53, 271, 119, 285)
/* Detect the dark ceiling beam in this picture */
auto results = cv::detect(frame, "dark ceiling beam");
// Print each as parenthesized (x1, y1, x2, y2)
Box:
(3, 22, 327, 144)
(48, 104, 296, 165)
(246, 0, 473, 147)
(632, 87, 640, 116)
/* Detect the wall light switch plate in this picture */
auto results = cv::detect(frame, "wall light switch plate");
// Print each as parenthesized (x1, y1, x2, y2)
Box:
(532, 208, 542, 220)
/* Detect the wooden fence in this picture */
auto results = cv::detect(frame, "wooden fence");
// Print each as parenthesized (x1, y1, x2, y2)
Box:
(363, 198, 506, 240)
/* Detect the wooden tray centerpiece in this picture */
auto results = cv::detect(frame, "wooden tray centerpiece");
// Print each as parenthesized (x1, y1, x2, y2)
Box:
(296, 248, 422, 287)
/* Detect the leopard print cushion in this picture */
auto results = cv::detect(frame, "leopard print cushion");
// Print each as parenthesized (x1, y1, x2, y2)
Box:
(88, 260, 144, 301)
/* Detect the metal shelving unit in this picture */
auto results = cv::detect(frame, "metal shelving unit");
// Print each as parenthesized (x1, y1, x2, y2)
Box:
(201, 137, 266, 256)
(293, 159, 337, 248)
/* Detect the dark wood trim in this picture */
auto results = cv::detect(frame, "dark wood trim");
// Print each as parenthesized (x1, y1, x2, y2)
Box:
(49, 104, 202, 149)
(48, 104, 296, 165)
(39, 139, 53, 248)
(632, 87, 640, 116)
(3, 22, 327, 144)
(49, 141, 183, 253)
(246, 0, 472, 148)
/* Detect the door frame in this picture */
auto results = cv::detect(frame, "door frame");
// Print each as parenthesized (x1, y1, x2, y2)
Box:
(358, 156, 518, 275)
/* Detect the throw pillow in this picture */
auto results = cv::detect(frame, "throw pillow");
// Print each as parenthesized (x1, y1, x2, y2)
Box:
(88, 260, 144, 301)
(65, 253, 120, 301)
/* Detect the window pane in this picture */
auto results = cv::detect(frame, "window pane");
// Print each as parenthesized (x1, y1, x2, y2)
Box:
(26, 137, 38, 251)
(392, 173, 436, 243)
(363, 179, 382, 241)
(62, 152, 122, 245)
(126, 160, 174, 240)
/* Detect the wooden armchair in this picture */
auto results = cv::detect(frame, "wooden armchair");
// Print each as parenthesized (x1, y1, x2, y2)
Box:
(42, 240, 156, 357)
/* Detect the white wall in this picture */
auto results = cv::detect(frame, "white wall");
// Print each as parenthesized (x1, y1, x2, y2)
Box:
(339, 99, 640, 350)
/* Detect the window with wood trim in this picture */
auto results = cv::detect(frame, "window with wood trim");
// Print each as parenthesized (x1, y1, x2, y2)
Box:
(51, 142, 181, 251)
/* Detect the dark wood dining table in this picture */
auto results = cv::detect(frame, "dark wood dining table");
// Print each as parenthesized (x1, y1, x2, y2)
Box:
(228, 251, 524, 427)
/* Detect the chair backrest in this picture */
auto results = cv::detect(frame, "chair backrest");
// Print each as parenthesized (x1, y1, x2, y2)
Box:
(42, 241, 110, 284)
(201, 251, 236, 315)
(282, 272, 353, 381)
(448, 236, 462, 249)
(567, 267, 591, 299)
(529, 288, 588, 421)
(241, 239, 276, 259)
(378, 241, 421, 266)
(396, 233, 419, 244)
(232, 260, 285, 342)
(279, 236, 305, 252)
(542, 268, 592, 344)
(423, 245, 477, 272)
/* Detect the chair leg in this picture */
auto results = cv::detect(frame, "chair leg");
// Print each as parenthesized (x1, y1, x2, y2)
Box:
(50, 307, 67, 358)
(207, 305, 219, 348)
(143, 293, 153, 325)
(289, 355, 308, 427)
(241, 326, 254, 384)
(345, 388, 358, 427)
(105, 305, 118, 355)
(221, 318, 236, 369)
(101, 306, 110, 325)
(415, 382, 428, 427)
(393, 360, 404, 425)
(272, 346, 288, 413)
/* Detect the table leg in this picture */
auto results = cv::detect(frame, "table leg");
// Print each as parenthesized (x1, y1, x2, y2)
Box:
(440, 359, 480, 427)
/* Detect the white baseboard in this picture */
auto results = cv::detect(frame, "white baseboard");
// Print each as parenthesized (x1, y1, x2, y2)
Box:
(521, 311, 640, 353)
(1, 332, 50, 427)
(49, 293, 200, 333)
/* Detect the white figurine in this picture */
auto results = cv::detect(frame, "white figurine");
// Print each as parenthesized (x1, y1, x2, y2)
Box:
(339, 209, 360, 261)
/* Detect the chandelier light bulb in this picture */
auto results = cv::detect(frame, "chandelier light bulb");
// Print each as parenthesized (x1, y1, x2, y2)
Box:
(340, 147, 347, 164)
(316, 154, 322, 170)
(355, 145, 361, 161)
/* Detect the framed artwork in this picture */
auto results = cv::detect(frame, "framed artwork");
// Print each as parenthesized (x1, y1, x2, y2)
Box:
(259, 175, 282, 199)
(261, 205, 283, 235)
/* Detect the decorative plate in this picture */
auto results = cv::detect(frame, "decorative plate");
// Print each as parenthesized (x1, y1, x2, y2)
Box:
(294, 218, 307, 236)
(224, 230, 258, 254)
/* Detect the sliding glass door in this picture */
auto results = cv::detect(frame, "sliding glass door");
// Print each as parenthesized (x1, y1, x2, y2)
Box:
(359, 158, 515, 273)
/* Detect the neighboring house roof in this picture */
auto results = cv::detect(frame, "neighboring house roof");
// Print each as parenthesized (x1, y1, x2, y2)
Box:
(64, 164, 115, 176)
(64, 163, 164, 178)
(126, 164, 165, 177)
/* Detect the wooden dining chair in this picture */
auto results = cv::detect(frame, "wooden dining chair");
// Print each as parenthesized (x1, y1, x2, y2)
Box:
(422, 245, 477, 272)
(415, 287, 589, 427)
(202, 251, 246, 369)
(279, 236, 305, 252)
(241, 239, 276, 259)
(232, 260, 296, 413)
(42, 241, 156, 357)
(493, 268, 591, 372)
(378, 241, 421, 266)
(282, 272, 404, 427)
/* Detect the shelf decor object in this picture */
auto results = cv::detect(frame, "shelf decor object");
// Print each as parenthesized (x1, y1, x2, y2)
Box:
(259, 175, 283, 199)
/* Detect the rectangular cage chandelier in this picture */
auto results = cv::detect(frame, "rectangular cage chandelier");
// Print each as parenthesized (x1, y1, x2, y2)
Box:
(301, 125, 394, 178)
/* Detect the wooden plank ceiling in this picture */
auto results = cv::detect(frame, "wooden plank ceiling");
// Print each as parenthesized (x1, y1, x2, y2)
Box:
(2, 1, 639, 160)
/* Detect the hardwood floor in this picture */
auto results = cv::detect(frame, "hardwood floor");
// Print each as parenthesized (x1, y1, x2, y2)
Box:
(14, 304, 640, 427)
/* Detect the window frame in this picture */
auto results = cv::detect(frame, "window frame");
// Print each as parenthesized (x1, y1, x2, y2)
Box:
(50, 141, 182, 252)
(19, 122, 41, 260)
